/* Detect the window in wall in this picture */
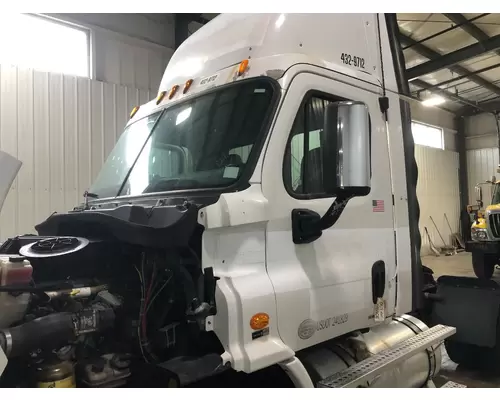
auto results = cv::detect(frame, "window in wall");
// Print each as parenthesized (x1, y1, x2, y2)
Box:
(411, 121, 444, 149)
(0, 14, 89, 77)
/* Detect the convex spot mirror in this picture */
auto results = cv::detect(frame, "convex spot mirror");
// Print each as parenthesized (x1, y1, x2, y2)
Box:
(324, 101, 371, 196)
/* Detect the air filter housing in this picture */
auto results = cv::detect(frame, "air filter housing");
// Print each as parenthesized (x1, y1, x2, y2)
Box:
(20, 237, 89, 258)
(19, 236, 110, 283)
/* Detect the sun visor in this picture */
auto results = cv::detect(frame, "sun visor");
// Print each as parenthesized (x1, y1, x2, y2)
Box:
(0, 150, 22, 213)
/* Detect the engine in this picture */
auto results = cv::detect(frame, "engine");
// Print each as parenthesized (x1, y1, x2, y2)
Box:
(0, 202, 224, 388)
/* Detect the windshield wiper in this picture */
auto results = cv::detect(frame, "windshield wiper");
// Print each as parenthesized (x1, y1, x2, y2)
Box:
(144, 178, 201, 193)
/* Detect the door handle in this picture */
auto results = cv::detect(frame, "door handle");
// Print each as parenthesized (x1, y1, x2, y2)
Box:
(371, 260, 386, 304)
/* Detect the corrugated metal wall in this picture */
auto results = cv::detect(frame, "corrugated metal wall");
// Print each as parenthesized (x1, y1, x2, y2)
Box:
(465, 113, 499, 150)
(93, 32, 173, 91)
(0, 64, 151, 241)
(466, 147, 499, 206)
(415, 145, 460, 255)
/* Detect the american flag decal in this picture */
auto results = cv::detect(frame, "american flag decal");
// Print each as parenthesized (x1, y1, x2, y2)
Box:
(372, 200, 385, 212)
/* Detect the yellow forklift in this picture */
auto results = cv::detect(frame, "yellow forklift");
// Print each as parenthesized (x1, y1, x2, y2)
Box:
(467, 177, 500, 279)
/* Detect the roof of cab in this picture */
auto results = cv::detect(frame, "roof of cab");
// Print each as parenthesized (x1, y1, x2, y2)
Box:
(159, 14, 387, 94)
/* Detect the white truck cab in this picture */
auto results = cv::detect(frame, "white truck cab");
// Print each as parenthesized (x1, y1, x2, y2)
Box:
(81, 13, 452, 387)
(0, 14, 485, 389)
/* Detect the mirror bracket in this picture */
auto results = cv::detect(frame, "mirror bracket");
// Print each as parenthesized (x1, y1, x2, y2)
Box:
(292, 192, 357, 245)
(292, 209, 322, 244)
(378, 96, 389, 116)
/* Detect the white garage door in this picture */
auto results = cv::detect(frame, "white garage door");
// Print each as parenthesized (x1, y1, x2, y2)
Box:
(466, 147, 499, 207)
(415, 145, 460, 255)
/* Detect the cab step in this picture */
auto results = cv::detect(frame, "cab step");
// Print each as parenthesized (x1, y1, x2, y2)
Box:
(440, 380, 467, 388)
(318, 324, 456, 388)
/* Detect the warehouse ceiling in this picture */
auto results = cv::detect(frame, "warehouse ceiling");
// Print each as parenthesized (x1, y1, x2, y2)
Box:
(177, 13, 500, 116)
(399, 13, 500, 116)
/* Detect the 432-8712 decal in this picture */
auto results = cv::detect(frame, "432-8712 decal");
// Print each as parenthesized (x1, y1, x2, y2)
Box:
(340, 53, 365, 69)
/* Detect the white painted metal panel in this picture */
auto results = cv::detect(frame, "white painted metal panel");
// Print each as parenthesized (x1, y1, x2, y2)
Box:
(465, 113, 500, 150)
(466, 134, 497, 150)
(95, 31, 173, 91)
(33, 70, 51, 227)
(0, 65, 19, 240)
(49, 73, 65, 217)
(415, 145, 460, 255)
(63, 75, 80, 212)
(0, 65, 151, 241)
(466, 147, 499, 206)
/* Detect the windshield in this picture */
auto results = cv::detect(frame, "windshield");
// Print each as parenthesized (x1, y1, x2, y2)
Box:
(493, 184, 500, 205)
(89, 78, 277, 199)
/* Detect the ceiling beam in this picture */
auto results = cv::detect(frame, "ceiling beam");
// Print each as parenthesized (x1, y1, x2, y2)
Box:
(412, 78, 485, 112)
(442, 13, 500, 117)
(403, 14, 489, 50)
(400, 33, 443, 59)
(406, 34, 500, 80)
(444, 13, 490, 42)
(444, 13, 500, 60)
(459, 99, 500, 116)
(416, 62, 500, 94)
(400, 33, 500, 97)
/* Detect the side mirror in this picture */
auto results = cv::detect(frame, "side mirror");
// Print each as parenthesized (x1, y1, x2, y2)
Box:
(324, 101, 371, 196)
(475, 185, 483, 206)
(292, 101, 372, 244)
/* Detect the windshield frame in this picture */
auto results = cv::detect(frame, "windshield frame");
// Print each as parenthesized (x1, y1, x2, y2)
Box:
(492, 183, 500, 205)
(88, 76, 282, 204)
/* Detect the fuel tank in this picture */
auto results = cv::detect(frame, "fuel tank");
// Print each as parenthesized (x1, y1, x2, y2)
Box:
(299, 314, 441, 388)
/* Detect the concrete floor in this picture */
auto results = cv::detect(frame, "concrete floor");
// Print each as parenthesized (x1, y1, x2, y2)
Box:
(423, 252, 478, 278)
(437, 351, 500, 388)
(422, 252, 500, 388)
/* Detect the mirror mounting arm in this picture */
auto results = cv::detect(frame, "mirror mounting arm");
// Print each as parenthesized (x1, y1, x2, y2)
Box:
(292, 191, 357, 245)
(319, 192, 354, 231)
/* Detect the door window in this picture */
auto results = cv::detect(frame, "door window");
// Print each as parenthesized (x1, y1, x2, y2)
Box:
(283, 95, 337, 198)
(283, 93, 372, 199)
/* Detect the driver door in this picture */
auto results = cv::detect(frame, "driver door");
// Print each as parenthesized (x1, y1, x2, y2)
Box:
(262, 72, 396, 350)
